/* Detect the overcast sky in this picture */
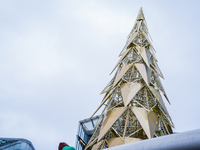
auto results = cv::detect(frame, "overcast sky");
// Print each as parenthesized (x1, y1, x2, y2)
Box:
(0, 0, 200, 149)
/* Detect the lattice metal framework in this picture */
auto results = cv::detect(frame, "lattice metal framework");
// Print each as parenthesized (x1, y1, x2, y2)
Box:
(85, 7, 174, 150)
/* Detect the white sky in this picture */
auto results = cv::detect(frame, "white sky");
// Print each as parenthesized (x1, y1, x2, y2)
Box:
(0, 0, 200, 149)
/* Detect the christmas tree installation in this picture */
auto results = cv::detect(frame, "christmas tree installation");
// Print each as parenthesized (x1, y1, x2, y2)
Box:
(85, 7, 174, 150)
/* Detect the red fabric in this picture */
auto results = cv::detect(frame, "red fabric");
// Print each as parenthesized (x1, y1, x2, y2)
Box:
(58, 142, 69, 150)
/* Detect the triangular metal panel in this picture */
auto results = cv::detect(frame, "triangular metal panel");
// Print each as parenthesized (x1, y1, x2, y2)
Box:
(139, 31, 155, 52)
(155, 62, 164, 79)
(124, 137, 142, 144)
(146, 35, 155, 52)
(146, 50, 151, 67)
(107, 137, 124, 148)
(153, 72, 171, 104)
(126, 20, 142, 46)
(113, 63, 133, 87)
(136, 46, 151, 68)
(131, 107, 149, 137)
(131, 107, 157, 139)
(158, 105, 174, 128)
(137, 20, 142, 31)
(98, 107, 127, 141)
(157, 76, 170, 104)
(110, 48, 132, 75)
(156, 73, 165, 93)
(107, 137, 141, 148)
(91, 140, 104, 150)
(120, 82, 143, 106)
(147, 111, 158, 138)
(148, 86, 169, 114)
(149, 48, 157, 62)
(142, 32, 155, 52)
(135, 63, 151, 86)
(121, 20, 142, 56)
(126, 32, 138, 47)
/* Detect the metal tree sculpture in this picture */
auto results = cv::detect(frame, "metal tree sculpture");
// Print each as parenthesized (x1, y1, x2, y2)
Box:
(85, 7, 174, 150)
